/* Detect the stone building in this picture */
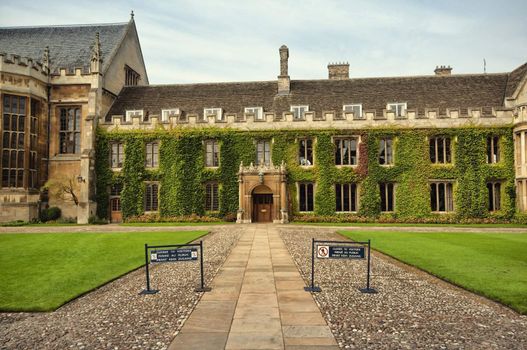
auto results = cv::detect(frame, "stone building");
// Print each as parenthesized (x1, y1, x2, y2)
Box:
(1, 16, 527, 223)
(0, 15, 147, 223)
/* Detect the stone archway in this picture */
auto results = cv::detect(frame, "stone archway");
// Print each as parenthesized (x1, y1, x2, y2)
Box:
(236, 161, 288, 223)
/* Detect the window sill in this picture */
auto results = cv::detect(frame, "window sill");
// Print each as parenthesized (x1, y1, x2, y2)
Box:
(336, 211, 359, 214)
(431, 211, 455, 214)
(205, 166, 220, 169)
(379, 164, 395, 167)
(299, 164, 314, 168)
(51, 154, 81, 161)
(111, 167, 123, 172)
(335, 164, 358, 168)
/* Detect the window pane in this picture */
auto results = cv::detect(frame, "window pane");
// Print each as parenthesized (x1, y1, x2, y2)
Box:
(387, 183, 394, 211)
(307, 183, 313, 211)
(437, 138, 444, 163)
(299, 184, 306, 211)
(430, 183, 437, 211)
(350, 184, 356, 211)
(386, 139, 393, 164)
(380, 183, 387, 211)
(438, 183, 445, 211)
(306, 139, 313, 164)
(445, 138, 451, 163)
(343, 184, 350, 211)
(379, 139, 386, 165)
(335, 140, 342, 165)
(335, 184, 342, 211)
(350, 139, 357, 165)
(495, 183, 501, 210)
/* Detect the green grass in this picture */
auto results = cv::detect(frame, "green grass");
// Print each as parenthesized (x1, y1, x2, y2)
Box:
(339, 230, 527, 314)
(294, 222, 527, 228)
(120, 222, 234, 226)
(0, 231, 207, 312)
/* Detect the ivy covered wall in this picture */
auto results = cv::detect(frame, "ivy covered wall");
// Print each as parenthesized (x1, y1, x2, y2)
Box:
(95, 126, 515, 222)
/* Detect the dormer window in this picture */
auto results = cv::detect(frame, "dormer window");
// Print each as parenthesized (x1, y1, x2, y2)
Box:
(125, 110, 143, 122)
(161, 109, 180, 122)
(387, 103, 407, 117)
(245, 107, 264, 120)
(291, 105, 309, 120)
(204, 108, 223, 121)
(124, 65, 140, 86)
(343, 104, 363, 118)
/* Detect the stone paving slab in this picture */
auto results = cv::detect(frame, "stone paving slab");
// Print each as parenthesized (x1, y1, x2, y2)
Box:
(170, 225, 338, 350)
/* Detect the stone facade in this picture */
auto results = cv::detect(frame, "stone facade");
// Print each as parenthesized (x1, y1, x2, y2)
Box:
(2, 17, 527, 223)
(0, 15, 148, 223)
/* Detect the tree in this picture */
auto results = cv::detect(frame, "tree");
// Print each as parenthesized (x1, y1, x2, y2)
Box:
(43, 175, 80, 205)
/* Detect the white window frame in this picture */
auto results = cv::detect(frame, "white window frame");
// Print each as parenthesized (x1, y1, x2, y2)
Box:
(161, 108, 180, 122)
(204, 108, 223, 121)
(244, 107, 264, 120)
(291, 105, 309, 120)
(125, 110, 143, 122)
(387, 102, 407, 117)
(343, 104, 363, 118)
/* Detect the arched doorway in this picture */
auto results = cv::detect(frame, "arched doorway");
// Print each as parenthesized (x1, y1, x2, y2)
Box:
(252, 185, 273, 222)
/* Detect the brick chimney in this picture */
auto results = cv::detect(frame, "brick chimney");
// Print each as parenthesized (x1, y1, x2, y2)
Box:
(277, 45, 290, 95)
(328, 62, 349, 80)
(434, 65, 452, 76)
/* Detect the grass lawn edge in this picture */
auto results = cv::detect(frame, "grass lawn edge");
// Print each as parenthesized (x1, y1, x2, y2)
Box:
(1, 230, 211, 313)
(336, 230, 526, 315)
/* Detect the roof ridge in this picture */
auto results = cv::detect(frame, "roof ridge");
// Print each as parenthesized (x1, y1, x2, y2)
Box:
(126, 80, 277, 87)
(0, 22, 128, 30)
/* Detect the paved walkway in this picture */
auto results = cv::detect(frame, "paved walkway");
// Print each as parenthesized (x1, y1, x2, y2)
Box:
(169, 225, 338, 350)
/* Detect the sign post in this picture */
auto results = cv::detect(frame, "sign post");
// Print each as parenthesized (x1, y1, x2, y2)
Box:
(304, 239, 377, 294)
(140, 240, 211, 295)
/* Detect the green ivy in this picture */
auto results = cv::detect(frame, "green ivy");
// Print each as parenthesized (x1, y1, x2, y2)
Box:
(95, 126, 516, 222)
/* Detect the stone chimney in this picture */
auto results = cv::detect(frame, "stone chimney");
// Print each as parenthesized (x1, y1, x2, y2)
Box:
(328, 62, 349, 80)
(434, 65, 452, 76)
(277, 45, 290, 95)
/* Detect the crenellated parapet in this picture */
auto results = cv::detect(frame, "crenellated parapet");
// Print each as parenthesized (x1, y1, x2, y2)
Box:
(100, 105, 513, 132)
(0, 52, 49, 80)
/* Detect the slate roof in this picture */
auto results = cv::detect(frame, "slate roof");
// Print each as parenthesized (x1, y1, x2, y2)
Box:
(505, 62, 527, 98)
(107, 73, 510, 118)
(0, 22, 130, 74)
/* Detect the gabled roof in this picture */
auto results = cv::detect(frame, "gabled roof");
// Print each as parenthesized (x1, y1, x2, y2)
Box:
(0, 22, 130, 74)
(505, 62, 527, 98)
(107, 73, 509, 118)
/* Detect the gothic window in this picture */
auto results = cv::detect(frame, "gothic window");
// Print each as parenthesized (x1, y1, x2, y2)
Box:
(205, 140, 219, 167)
(256, 140, 271, 165)
(379, 138, 393, 165)
(2, 94, 27, 188)
(429, 137, 452, 164)
(336, 183, 358, 212)
(299, 182, 314, 212)
(335, 137, 358, 165)
(430, 182, 454, 212)
(299, 138, 313, 166)
(110, 143, 124, 168)
(205, 182, 219, 211)
(29, 99, 39, 188)
(145, 142, 159, 168)
(487, 136, 500, 164)
(144, 183, 159, 212)
(125, 65, 140, 86)
(59, 107, 81, 154)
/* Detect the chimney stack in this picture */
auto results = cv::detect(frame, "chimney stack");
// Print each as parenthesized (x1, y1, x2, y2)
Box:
(328, 62, 349, 80)
(434, 65, 452, 76)
(277, 45, 290, 95)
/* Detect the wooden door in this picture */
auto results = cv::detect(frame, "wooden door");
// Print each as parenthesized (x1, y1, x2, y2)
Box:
(253, 194, 273, 222)
(110, 197, 122, 223)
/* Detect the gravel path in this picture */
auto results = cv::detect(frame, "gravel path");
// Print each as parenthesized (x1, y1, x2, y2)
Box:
(0, 227, 242, 350)
(280, 227, 527, 349)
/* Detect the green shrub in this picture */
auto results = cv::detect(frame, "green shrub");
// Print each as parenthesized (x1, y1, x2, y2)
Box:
(40, 207, 61, 222)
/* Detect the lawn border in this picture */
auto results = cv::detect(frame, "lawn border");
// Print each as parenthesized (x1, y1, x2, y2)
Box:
(0, 230, 211, 313)
(336, 230, 526, 315)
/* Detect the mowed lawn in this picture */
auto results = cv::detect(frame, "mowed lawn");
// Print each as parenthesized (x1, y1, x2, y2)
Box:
(0, 231, 207, 312)
(339, 230, 527, 314)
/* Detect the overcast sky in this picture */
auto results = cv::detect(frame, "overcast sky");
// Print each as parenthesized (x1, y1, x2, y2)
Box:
(1, 0, 526, 84)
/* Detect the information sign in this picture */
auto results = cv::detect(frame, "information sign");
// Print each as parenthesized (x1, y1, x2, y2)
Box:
(150, 248, 198, 262)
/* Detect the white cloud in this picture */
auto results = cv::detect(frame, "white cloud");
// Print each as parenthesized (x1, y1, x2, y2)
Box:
(1, 0, 526, 83)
